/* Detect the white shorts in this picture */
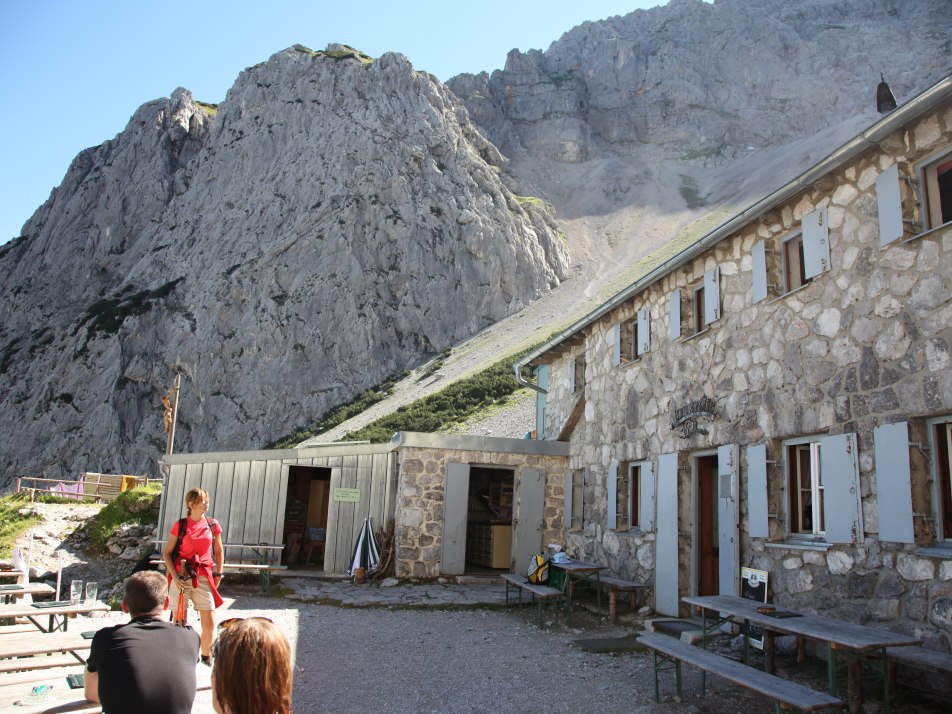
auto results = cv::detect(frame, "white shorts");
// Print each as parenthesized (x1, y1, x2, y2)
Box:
(169, 575, 215, 612)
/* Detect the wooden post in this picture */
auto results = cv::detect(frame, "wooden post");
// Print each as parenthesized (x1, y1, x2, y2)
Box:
(165, 373, 182, 455)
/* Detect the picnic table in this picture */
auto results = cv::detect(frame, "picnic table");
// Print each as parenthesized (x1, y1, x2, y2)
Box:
(0, 570, 27, 581)
(0, 661, 211, 714)
(153, 541, 287, 594)
(549, 559, 607, 626)
(0, 630, 94, 671)
(0, 601, 110, 634)
(683, 594, 922, 714)
(0, 583, 55, 604)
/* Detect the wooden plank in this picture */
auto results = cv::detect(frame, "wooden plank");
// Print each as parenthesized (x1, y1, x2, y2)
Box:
(213, 461, 236, 539)
(225, 461, 251, 545)
(336, 455, 360, 572)
(257, 460, 283, 545)
(886, 645, 952, 674)
(324, 467, 343, 574)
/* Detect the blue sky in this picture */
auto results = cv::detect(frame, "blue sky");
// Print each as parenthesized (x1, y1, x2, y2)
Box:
(0, 1, 665, 246)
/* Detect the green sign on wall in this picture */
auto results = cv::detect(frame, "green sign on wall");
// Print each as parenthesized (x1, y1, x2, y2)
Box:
(333, 488, 361, 502)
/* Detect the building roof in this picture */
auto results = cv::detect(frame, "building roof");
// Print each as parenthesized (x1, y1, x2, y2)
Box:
(516, 74, 952, 375)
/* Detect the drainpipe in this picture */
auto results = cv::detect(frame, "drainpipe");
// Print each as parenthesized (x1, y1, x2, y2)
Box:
(513, 362, 547, 395)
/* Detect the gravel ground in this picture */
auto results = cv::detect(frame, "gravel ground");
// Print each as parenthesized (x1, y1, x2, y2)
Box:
(64, 583, 947, 714)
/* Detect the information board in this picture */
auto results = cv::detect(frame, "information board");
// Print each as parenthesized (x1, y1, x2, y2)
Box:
(741, 567, 768, 650)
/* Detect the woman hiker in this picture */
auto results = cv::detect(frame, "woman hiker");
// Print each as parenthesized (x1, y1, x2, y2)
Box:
(162, 487, 224, 665)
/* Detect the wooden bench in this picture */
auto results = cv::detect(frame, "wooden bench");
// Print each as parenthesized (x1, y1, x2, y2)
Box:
(150, 555, 287, 595)
(638, 632, 844, 712)
(596, 575, 650, 623)
(885, 645, 952, 688)
(500, 574, 565, 629)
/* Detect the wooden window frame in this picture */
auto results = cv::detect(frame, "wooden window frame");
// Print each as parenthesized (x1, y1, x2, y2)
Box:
(918, 146, 952, 231)
(786, 440, 825, 538)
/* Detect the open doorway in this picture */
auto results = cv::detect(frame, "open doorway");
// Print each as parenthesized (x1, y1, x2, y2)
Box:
(695, 453, 719, 596)
(464, 467, 514, 573)
(283, 465, 331, 568)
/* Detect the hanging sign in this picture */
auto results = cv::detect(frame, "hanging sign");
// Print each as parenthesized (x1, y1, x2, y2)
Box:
(670, 397, 717, 438)
(333, 488, 361, 502)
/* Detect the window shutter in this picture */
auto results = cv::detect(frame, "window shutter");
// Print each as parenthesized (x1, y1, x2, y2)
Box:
(655, 453, 680, 616)
(535, 365, 548, 441)
(751, 240, 768, 303)
(607, 461, 618, 530)
(640, 461, 656, 531)
(746, 444, 769, 538)
(819, 432, 863, 544)
(637, 308, 650, 355)
(611, 324, 621, 366)
(704, 266, 720, 324)
(568, 360, 575, 394)
(802, 207, 830, 279)
(874, 422, 914, 543)
(563, 469, 573, 529)
(876, 163, 904, 246)
(668, 289, 681, 341)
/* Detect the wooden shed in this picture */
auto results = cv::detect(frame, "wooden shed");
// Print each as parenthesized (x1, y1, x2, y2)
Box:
(157, 442, 398, 575)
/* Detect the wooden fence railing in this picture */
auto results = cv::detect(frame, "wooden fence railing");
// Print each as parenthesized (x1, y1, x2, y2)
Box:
(14, 473, 155, 503)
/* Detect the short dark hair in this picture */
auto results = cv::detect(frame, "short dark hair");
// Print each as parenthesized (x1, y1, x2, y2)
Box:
(124, 571, 168, 616)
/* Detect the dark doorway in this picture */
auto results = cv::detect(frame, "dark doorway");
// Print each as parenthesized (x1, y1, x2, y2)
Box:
(283, 465, 331, 568)
(696, 454, 719, 596)
(464, 467, 514, 573)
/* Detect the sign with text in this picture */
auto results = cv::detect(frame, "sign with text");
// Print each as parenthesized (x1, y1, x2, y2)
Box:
(333, 488, 361, 502)
(741, 567, 768, 650)
(670, 397, 717, 438)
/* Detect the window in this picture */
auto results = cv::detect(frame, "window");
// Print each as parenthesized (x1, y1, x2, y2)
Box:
(919, 148, 952, 230)
(751, 208, 829, 303)
(935, 421, 952, 540)
(776, 433, 862, 544)
(612, 308, 650, 365)
(669, 267, 719, 339)
(788, 442, 824, 536)
(781, 232, 812, 293)
(569, 355, 585, 394)
(607, 460, 655, 532)
(563, 469, 584, 531)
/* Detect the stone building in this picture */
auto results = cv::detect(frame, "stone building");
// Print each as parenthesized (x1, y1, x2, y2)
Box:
(515, 75, 952, 649)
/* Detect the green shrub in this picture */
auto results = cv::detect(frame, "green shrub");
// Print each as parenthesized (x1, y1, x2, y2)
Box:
(83, 484, 162, 555)
(0, 494, 43, 559)
(344, 349, 532, 443)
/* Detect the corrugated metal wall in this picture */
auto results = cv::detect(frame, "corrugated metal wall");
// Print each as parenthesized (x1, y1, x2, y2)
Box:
(158, 444, 398, 575)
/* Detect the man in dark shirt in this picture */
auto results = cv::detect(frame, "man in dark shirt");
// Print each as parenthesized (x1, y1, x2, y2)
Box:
(85, 570, 200, 714)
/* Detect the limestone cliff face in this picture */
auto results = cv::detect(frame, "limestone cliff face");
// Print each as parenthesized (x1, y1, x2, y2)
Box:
(448, 0, 952, 213)
(0, 47, 568, 483)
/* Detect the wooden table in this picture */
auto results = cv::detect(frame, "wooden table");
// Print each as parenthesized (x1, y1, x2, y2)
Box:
(0, 630, 93, 670)
(0, 602, 110, 634)
(0, 661, 212, 714)
(0, 571, 26, 582)
(683, 594, 922, 713)
(0, 583, 56, 604)
(549, 560, 607, 626)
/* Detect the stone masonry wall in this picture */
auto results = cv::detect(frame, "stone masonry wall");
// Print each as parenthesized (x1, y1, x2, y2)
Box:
(546, 103, 952, 648)
(393, 446, 568, 578)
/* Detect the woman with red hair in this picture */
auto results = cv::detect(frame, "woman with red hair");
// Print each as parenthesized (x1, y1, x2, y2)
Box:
(212, 618, 293, 714)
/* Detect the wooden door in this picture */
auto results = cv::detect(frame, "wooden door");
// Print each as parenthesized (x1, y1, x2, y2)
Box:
(696, 454, 719, 597)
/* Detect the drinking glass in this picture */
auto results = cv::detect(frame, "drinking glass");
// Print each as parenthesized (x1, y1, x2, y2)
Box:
(70, 579, 83, 604)
(84, 581, 98, 603)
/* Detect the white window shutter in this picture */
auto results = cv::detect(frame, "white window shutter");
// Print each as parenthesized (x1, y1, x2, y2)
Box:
(874, 422, 915, 543)
(655, 453, 680, 616)
(746, 444, 769, 538)
(535, 365, 548, 441)
(637, 308, 650, 355)
(802, 207, 830, 279)
(876, 163, 904, 246)
(607, 461, 618, 530)
(640, 461, 656, 531)
(611, 324, 621, 366)
(563, 470, 573, 529)
(568, 360, 575, 394)
(668, 289, 681, 341)
(704, 266, 720, 324)
(819, 432, 863, 544)
(751, 240, 768, 303)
